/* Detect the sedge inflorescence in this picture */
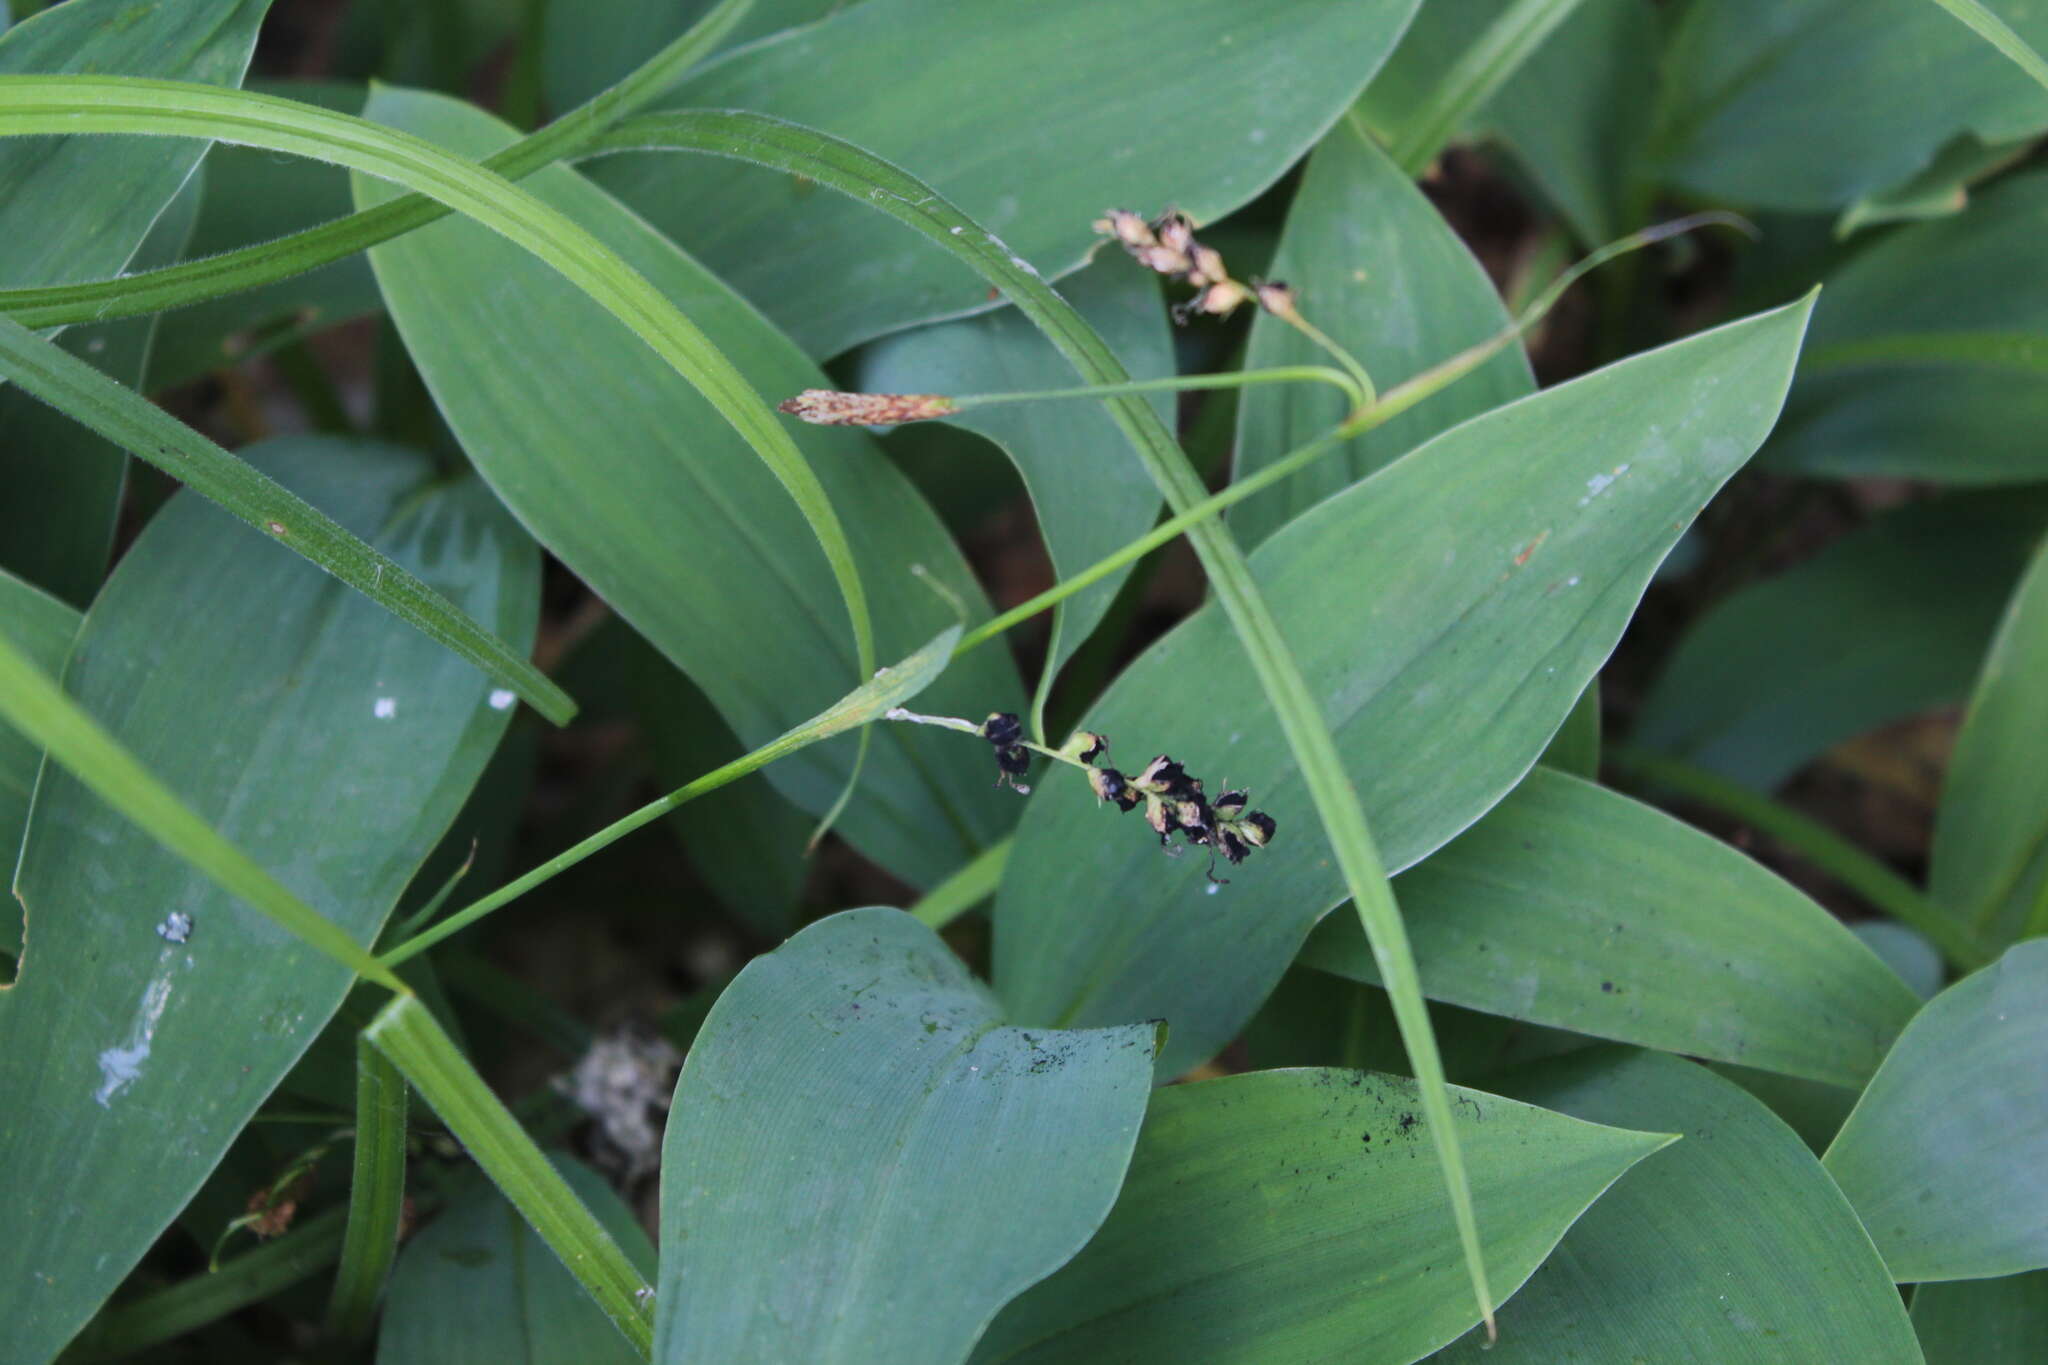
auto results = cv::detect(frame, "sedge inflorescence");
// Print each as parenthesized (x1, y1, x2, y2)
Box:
(1093, 207, 1298, 324)
(978, 712, 1276, 883)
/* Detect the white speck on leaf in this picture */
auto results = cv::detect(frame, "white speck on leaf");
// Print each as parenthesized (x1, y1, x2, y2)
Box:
(949, 225, 964, 235)
(488, 688, 516, 711)
(157, 912, 193, 944)
(373, 697, 397, 719)
(96, 973, 174, 1107)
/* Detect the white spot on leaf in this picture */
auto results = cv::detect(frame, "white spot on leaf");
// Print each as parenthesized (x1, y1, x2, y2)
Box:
(488, 688, 516, 711)
(373, 697, 397, 719)
(96, 974, 174, 1107)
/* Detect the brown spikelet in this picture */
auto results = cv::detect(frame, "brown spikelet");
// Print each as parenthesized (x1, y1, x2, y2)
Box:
(778, 389, 956, 426)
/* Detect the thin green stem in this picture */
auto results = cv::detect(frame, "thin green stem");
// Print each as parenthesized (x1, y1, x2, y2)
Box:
(1274, 310, 1376, 409)
(325, 1037, 409, 1342)
(910, 838, 1015, 929)
(949, 365, 1365, 414)
(380, 627, 962, 966)
(1608, 746, 1991, 972)
(0, 0, 757, 329)
(380, 840, 480, 949)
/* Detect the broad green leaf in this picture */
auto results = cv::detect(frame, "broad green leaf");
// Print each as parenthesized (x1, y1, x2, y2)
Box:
(1931, 533, 2048, 948)
(542, 0, 843, 112)
(146, 81, 380, 393)
(858, 259, 1172, 681)
(995, 297, 1814, 1076)
(1536, 678, 1599, 777)
(0, 437, 532, 1363)
(1301, 767, 1920, 1087)
(1230, 113, 1531, 551)
(0, 565, 75, 951)
(1380, 0, 1595, 176)
(0, 162, 198, 604)
(657, 907, 1158, 1364)
(1633, 491, 2048, 788)
(1913, 1271, 2048, 1362)
(378, 1159, 652, 1365)
(356, 86, 1021, 887)
(972, 1067, 1669, 1363)
(1657, 0, 2048, 210)
(1770, 173, 2048, 483)
(0, 0, 265, 292)
(590, 0, 1422, 356)
(1434, 1050, 1920, 1362)
(1826, 940, 2048, 1281)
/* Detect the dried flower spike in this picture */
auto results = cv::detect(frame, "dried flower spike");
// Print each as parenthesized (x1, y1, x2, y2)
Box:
(778, 389, 955, 426)
(1255, 280, 1299, 317)
(981, 712, 1024, 747)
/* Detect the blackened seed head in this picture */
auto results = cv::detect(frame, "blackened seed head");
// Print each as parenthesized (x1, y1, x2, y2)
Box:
(1072, 731, 1109, 764)
(996, 744, 1031, 776)
(1113, 787, 1142, 812)
(1175, 798, 1214, 833)
(1087, 766, 1127, 805)
(1213, 789, 1248, 817)
(982, 712, 1023, 746)
(1135, 755, 1186, 792)
(1242, 811, 1277, 846)
(1218, 830, 1250, 864)
(1144, 793, 1172, 838)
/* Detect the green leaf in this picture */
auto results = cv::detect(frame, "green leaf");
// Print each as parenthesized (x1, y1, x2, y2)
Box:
(0, 0, 265, 292)
(0, 160, 198, 604)
(1230, 113, 1531, 551)
(1383, 0, 1593, 175)
(326, 1036, 408, 1342)
(1913, 1271, 2048, 1362)
(0, 565, 75, 961)
(657, 907, 1158, 1364)
(378, 1158, 653, 1365)
(1931, 533, 2048, 948)
(0, 311, 573, 725)
(1927, 0, 2048, 95)
(995, 297, 1814, 1077)
(1632, 491, 2048, 788)
(356, 85, 1019, 885)
(857, 258, 1173, 689)
(589, 0, 1422, 356)
(1301, 767, 1920, 1087)
(972, 1067, 1670, 1363)
(0, 437, 531, 1363)
(1657, 0, 2048, 210)
(1432, 1049, 1920, 1362)
(1771, 172, 2048, 482)
(1836, 130, 2034, 237)
(1825, 941, 2048, 1281)
(144, 80, 381, 393)
(1537, 678, 1600, 777)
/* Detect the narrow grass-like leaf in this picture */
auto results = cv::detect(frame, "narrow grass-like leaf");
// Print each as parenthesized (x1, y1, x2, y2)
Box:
(1385, 0, 1590, 173)
(367, 993, 653, 1355)
(0, 0, 265, 294)
(0, 73, 875, 725)
(380, 626, 963, 968)
(0, 440, 527, 1361)
(657, 908, 1158, 1364)
(0, 0, 756, 329)
(911, 838, 1014, 930)
(325, 1036, 408, 1342)
(378, 1159, 652, 1365)
(1927, 0, 2048, 93)
(0, 566, 74, 917)
(588, 108, 1514, 1333)
(0, 312, 571, 724)
(1930, 528, 2048, 948)
(1433, 1050, 1920, 1362)
(973, 1067, 1671, 1363)
(1301, 768, 1922, 1087)
(1825, 940, 2048, 1280)
(355, 86, 1009, 885)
